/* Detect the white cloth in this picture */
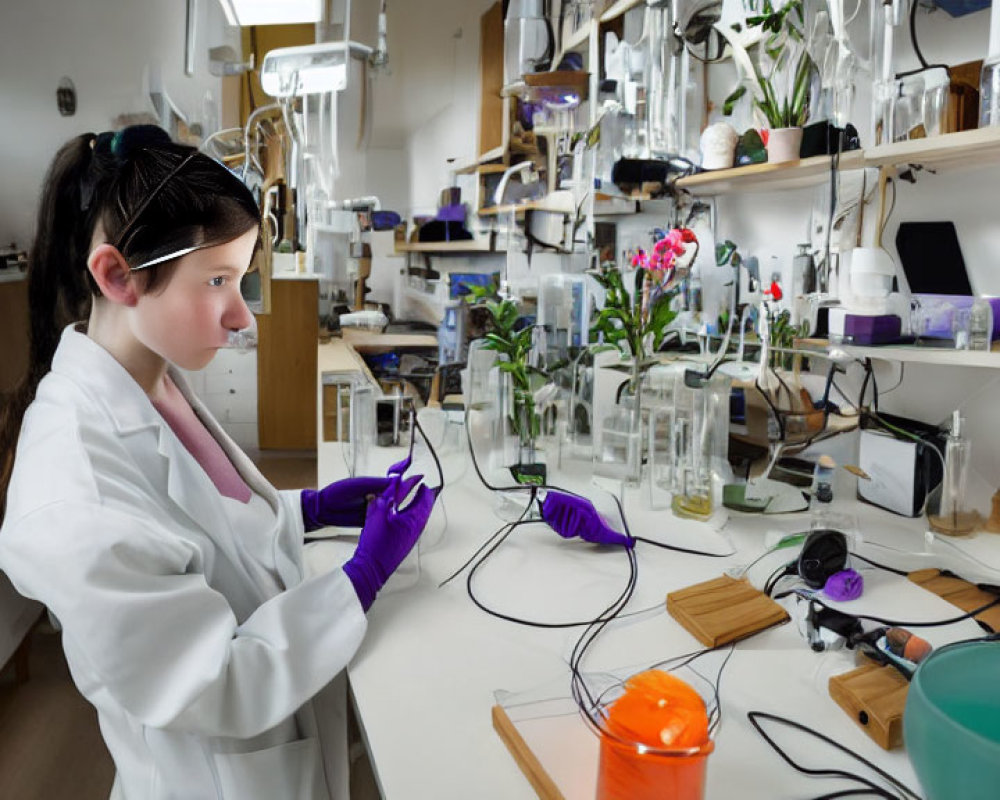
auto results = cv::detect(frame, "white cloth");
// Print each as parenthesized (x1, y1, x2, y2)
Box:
(0, 325, 366, 800)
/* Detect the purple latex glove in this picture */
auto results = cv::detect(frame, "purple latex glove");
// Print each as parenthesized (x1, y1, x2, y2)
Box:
(540, 491, 633, 549)
(301, 474, 421, 532)
(343, 477, 436, 611)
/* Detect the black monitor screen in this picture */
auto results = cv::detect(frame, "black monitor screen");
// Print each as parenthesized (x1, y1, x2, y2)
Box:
(895, 221, 973, 296)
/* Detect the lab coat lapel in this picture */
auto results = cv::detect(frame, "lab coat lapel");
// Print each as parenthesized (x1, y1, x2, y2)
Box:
(169, 369, 303, 591)
(51, 329, 266, 592)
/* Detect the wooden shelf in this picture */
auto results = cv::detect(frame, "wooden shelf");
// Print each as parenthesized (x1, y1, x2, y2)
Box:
(864, 127, 1000, 172)
(452, 146, 507, 176)
(477, 203, 534, 218)
(395, 240, 498, 254)
(675, 150, 865, 196)
(600, 0, 644, 22)
(801, 338, 1000, 369)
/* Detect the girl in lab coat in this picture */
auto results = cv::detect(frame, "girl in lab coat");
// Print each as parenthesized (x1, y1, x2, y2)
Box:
(0, 125, 434, 800)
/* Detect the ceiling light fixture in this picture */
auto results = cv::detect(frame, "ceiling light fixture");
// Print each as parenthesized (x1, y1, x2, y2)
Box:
(216, 0, 323, 27)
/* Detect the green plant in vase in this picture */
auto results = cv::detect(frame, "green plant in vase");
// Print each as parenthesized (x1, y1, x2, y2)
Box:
(589, 227, 696, 390)
(587, 228, 696, 486)
(479, 299, 552, 485)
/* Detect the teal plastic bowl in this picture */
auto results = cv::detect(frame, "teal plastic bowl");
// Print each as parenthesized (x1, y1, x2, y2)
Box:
(903, 641, 1000, 800)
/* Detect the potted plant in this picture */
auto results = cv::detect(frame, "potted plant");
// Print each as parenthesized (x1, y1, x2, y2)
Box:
(717, 0, 815, 164)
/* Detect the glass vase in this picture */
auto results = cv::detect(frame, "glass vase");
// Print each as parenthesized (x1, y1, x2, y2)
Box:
(593, 376, 643, 489)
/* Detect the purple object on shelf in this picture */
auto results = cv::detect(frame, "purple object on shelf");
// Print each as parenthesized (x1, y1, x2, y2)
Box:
(435, 203, 467, 223)
(843, 314, 902, 345)
(913, 294, 1000, 340)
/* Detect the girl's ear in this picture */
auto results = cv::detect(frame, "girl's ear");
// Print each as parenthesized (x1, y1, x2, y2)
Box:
(87, 244, 139, 306)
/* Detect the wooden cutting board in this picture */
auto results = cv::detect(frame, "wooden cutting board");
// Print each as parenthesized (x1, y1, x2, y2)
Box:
(666, 575, 790, 648)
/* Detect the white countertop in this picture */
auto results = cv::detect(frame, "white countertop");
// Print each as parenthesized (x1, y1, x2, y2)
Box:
(308, 424, 999, 800)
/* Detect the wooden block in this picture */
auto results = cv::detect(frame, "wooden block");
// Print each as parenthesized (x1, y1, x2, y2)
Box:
(666, 575, 790, 648)
(829, 662, 909, 750)
(908, 568, 1000, 633)
(491, 705, 565, 800)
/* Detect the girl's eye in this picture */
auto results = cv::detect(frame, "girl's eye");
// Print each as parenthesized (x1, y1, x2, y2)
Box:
(209, 276, 226, 287)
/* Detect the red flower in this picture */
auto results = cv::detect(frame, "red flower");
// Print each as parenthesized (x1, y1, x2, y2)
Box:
(679, 228, 697, 243)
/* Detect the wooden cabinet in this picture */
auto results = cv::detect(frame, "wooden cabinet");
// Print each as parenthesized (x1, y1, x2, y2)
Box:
(255, 278, 318, 450)
(0, 278, 29, 400)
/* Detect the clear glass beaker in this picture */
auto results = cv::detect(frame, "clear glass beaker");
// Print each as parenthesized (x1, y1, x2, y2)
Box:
(649, 404, 675, 509)
(593, 390, 643, 488)
(347, 383, 376, 477)
(670, 372, 730, 521)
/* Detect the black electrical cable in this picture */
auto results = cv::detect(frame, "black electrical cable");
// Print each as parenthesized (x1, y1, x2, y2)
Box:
(461, 404, 726, 558)
(462, 492, 639, 629)
(747, 711, 921, 800)
(764, 562, 795, 597)
(895, 0, 949, 79)
(788, 591, 1000, 630)
(849, 551, 909, 577)
(437, 513, 525, 588)
(630, 535, 733, 557)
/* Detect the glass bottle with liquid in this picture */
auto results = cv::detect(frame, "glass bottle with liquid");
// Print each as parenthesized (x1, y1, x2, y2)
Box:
(969, 298, 993, 352)
(929, 411, 979, 535)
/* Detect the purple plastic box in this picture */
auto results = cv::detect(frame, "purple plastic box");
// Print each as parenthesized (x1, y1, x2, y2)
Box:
(913, 294, 1000, 340)
(844, 314, 902, 345)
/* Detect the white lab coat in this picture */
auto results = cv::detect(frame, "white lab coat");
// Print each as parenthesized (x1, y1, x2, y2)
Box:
(0, 325, 367, 800)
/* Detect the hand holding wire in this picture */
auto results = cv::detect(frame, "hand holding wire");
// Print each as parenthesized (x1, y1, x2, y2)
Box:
(540, 491, 634, 549)
(343, 476, 436, 611)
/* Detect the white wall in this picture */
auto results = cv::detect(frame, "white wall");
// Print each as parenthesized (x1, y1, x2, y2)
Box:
(0, 0, 239, 248)
(705, 5, 1000, 492)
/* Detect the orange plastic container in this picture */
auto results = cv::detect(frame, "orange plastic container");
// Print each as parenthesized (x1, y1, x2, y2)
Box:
(595, 669, 714, 800)
(596, 733, 713, 800)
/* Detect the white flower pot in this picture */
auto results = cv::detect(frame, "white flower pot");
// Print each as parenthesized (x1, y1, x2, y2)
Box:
(765, 127, 803, 164)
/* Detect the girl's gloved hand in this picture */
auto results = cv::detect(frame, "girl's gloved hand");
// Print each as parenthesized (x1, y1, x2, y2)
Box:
(342, 477, 436, 611)
(540, 491, 633, 549)
(301, 473, 421, 532)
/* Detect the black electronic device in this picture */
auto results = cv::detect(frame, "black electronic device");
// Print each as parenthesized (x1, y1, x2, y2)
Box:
(895, 221, 973, 296)
(797, 529, 849, 589)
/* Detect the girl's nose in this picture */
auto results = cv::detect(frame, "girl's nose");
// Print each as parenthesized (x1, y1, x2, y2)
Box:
(224, 289, 254, 333)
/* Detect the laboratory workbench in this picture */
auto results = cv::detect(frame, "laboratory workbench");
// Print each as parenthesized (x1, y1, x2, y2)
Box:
(304, 399, 1000, 799)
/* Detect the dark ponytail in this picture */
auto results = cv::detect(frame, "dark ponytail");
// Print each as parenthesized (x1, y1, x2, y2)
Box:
(0, 126, 261, 518)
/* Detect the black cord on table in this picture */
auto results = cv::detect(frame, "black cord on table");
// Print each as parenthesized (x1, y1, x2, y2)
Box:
(747, 711, 922, 800)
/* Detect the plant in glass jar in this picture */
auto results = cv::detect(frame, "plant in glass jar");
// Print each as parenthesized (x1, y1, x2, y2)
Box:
(479, 298, 556, 485)
(588, 227, 698, 486)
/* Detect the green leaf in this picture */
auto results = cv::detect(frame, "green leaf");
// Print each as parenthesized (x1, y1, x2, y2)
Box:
(645, 294, 678, 349)
(722, 85, 748, 116)
(716, 240, 737, 266)
(483, 332, 512, 352)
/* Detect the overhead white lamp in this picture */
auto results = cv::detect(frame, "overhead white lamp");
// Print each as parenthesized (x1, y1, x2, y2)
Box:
(216, 0, 323, 27)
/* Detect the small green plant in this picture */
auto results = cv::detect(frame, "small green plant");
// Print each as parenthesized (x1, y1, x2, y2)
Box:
(479, 299, 544, 453)
(719, 0, 814, 130)
(768, 308, 810, 371)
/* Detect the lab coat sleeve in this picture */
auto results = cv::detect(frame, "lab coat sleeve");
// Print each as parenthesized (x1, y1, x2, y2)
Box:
(278, 488, 307, 539)
(0, 501, 367, 740)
